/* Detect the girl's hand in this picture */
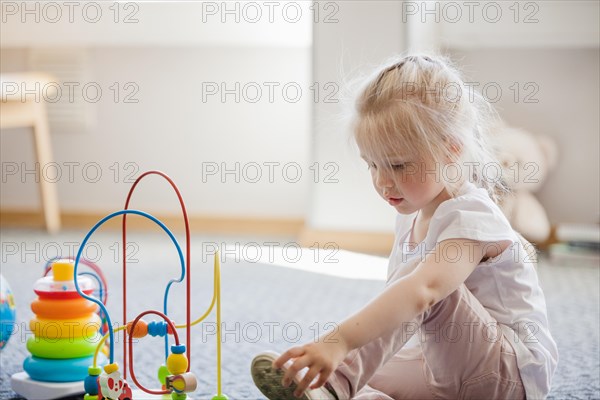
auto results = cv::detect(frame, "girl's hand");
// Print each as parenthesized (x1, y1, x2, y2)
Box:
(273, 335, 349, 398)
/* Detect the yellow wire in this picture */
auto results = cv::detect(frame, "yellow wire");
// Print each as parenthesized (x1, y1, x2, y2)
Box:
(175, 255, 218, 329)
(215, 251, 222, 396)
(94, 325, 126, 367)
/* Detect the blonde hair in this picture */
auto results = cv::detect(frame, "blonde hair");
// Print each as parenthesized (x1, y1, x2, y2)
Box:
(352, 53, 510, 204)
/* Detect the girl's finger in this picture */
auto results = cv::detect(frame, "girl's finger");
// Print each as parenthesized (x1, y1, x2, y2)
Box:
(274, 347, 305, 369)
(282, 355, 311, 388)
(309, 368, 332, 390)
(294, 366, 321, 397)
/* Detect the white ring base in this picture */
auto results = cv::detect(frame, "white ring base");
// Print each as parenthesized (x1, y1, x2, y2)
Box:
(10, 372, 84, 400)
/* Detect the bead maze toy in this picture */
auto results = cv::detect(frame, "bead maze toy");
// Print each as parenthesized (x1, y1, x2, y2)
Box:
(11, 170, 227, 400)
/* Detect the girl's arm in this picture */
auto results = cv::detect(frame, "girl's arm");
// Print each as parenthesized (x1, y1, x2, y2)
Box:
(275, 238, 508, 397)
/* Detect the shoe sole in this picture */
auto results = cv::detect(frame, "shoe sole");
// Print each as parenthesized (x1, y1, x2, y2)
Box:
(251, 353, 310, 400)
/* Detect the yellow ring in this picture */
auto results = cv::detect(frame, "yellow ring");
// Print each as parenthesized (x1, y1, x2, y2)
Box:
(31, 298, 97, 319)
(30, 314, 101, 339)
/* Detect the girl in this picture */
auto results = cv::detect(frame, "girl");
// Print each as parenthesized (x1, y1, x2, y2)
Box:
(251, 54, 558, 399)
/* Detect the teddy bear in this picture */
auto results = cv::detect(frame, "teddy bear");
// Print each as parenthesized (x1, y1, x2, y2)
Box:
(490, 124, 559, 244)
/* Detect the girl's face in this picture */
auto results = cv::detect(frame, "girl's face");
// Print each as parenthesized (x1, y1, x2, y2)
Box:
(360, 147, 452, 218)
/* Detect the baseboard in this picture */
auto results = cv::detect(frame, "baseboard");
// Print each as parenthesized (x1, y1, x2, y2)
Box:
(0, 209, 305, 236)
(298, 228, 394, 256)
(1, 209, 395, 255)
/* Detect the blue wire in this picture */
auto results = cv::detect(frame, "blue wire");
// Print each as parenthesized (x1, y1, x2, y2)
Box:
(78, 272, 107, 335)
(79, 272, 104, 306)
(73, 209, 185, 365)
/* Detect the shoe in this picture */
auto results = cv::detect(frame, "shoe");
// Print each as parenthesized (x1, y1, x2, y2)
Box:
(251, 351, 338, 400)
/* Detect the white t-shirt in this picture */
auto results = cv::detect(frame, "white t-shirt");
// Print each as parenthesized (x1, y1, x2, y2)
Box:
(387, 180, 558, 400)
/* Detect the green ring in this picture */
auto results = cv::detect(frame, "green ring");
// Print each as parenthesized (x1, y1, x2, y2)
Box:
(27, 336, 99, 359)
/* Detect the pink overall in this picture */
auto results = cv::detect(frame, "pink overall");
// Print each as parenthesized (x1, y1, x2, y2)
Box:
(327, 282, 526, 399)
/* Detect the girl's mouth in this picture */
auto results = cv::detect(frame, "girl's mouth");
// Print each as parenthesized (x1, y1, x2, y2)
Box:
(387, 197, 404, 206)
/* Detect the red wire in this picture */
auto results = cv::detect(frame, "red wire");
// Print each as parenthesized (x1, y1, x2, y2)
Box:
(127, 310, 180, 395)
(122, 170, 192, 379)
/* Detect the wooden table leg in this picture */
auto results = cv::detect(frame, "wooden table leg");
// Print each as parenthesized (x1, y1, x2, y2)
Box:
(32, 101, 61, 234)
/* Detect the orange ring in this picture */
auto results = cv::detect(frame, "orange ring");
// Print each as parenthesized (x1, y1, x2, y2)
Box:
(31, 298, 98, 319)
(30, 314, 101, 339)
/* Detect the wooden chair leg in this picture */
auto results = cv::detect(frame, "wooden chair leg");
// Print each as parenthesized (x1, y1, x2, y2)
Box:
(32, 101, 61, 234)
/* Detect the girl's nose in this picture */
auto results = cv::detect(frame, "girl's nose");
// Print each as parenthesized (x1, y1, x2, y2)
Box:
(375, 169, 394, 188)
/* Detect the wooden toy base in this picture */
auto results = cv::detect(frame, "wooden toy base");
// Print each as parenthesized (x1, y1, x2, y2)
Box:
(10, 372, 84, 400)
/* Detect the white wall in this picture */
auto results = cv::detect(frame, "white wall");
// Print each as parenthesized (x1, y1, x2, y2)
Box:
(0, 1, 311, 47)
(1, 2, 315, 220)
(308, 1, 406, 233)
(446, 48, 600, 224)
(1, 46, 312, 218)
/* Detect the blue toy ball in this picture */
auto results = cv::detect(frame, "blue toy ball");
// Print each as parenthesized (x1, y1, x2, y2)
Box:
(0, 274, 17, 350)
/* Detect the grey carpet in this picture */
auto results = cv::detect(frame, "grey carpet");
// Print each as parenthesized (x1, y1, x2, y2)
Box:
(0, 229, 598, 399)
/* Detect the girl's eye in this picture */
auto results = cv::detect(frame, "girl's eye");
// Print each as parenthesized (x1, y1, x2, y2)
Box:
(367, 162, 377, 170)
(391, 164, 405, 170)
